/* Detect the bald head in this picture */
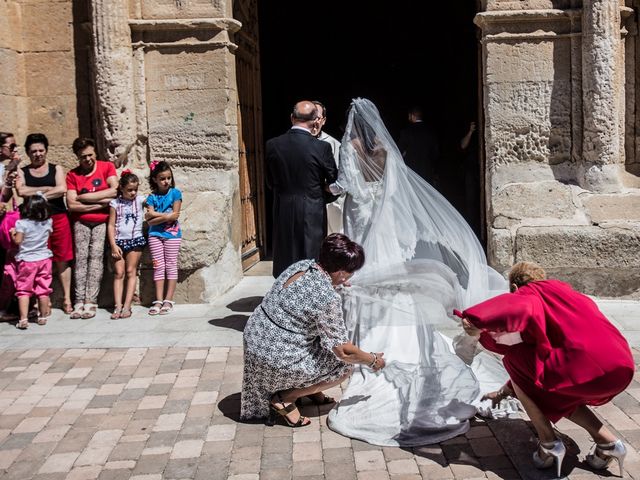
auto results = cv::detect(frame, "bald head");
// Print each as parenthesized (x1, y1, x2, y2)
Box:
(291, 100, 318, 128)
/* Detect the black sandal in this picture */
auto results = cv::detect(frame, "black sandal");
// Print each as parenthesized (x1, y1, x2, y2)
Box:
(268, 393, 311, 428)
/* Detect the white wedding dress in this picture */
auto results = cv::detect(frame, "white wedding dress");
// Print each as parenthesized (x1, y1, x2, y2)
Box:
(327, 98, 510, 447)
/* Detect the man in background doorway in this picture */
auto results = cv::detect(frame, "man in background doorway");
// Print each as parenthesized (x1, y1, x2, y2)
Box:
(398, 106, 440, 187)
(266, 100, 338, 278)
(312, 101, 343, 234)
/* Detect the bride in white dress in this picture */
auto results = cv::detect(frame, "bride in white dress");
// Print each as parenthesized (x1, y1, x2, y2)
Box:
(327, 98, 510, 447)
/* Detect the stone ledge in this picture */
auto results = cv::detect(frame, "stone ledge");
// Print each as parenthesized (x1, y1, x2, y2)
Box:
(582, 193, 640, 224)
(511, 225, 640, 296)
(129, 18, 241, 33)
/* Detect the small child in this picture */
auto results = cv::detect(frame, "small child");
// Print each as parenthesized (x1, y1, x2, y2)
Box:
(145, 161, 182, 315)
(10, 194, 53, 329)
(107, 170, 146, 319)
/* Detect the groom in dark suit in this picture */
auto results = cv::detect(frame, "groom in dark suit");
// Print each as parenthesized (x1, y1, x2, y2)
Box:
(266, 100, 338, 277)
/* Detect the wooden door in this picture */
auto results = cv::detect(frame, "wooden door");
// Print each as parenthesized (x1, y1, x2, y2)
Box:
(235, 0, 265, 270)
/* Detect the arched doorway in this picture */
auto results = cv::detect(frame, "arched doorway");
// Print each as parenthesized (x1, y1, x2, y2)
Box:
(239, 0, 484, 263)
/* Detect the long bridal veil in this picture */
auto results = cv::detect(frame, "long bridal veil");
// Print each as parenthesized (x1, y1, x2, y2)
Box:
(327, 98, 509, 446)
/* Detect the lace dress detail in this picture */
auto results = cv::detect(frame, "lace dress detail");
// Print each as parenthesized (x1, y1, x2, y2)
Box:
(241, 259, 351, 420)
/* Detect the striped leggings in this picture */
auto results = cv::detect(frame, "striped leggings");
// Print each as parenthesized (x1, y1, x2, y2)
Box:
(148, 236, 181, 281)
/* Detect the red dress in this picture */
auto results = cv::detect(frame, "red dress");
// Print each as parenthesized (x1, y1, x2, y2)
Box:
(462, 280, 635, 423)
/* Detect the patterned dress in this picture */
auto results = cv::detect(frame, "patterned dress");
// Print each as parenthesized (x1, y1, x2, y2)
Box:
(241, 259, 352, 420)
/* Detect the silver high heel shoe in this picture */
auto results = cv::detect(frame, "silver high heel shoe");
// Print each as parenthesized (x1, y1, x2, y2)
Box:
(532, 439, 566, 478)
(586, 439, 626, 477)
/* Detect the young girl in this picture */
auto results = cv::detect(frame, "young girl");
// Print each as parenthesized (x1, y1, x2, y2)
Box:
(145, 161, 182, 315)
(107, 170, 146, 319)
(10, 194, 53, 329)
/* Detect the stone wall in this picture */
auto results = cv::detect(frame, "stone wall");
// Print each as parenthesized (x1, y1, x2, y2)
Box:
(479, 0, 640, 297)
(127, 0, 243, 303)
(0, 0, 91, 168)
(1, 0, 244, 304)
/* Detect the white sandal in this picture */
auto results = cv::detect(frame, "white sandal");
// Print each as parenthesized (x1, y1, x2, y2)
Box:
(159, 300, 175, 315)
(70, 303, 84, 319)
(148, 300, 163, 316)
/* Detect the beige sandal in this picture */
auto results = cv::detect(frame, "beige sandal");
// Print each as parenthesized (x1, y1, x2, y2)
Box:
(81, 303, 97, 319)
(110, 305, 123, 320)
(16, 318, 29, 330)
(159, 300, 175, 315)
(148, 300, 163, 316)
(70, 303, 84, 319)
(37, 316, 50, 326)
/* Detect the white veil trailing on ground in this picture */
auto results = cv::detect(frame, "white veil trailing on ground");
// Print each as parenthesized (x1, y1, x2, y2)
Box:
(327, 98, 509, 447)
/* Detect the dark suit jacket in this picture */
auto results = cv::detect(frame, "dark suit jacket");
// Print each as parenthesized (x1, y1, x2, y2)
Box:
(266, 128, 338, 277)
(398, 122, 440, 183)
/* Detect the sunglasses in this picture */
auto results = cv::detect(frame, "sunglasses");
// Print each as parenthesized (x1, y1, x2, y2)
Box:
(2, 143, 17, 151)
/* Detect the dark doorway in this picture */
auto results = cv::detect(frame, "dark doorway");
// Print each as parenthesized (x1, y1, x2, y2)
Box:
(258, 1, 482, 255)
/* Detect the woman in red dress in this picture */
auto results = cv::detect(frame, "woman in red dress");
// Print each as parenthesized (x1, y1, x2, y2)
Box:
(459, 262, 634, 478)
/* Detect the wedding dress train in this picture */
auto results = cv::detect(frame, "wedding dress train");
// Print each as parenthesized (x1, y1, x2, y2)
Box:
(326, 98, 510, 446)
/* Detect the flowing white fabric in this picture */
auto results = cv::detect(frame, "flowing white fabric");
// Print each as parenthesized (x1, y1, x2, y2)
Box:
(327, 98, 510, 447)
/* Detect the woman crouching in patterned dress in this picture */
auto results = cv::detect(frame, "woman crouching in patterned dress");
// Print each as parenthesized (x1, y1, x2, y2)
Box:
(241, 233, 386, 427)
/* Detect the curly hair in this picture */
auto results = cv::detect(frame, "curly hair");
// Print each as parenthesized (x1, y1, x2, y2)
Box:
(508, 261, 547, 292)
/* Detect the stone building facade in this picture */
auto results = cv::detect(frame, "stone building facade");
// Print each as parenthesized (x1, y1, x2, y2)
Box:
(1, 0, 638, 300)
(479, 0, 640, 297)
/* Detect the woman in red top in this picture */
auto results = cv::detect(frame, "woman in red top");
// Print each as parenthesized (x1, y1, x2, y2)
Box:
(459, 262, 633, 478)
(66, 138, 117, 319)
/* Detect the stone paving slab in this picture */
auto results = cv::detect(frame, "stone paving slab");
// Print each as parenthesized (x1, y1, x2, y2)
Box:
(0, 277, 273, 350)
(0, 273, 638, 479)
(0, 276, 637, 351)
(0, 346, 637, 480)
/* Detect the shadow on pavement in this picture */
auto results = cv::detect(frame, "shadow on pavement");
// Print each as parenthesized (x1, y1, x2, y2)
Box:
(406, 417, 583, 479)
(226, 296, 263, 312)
(208, 314, 249, 332)
(217, 392, 243, 422)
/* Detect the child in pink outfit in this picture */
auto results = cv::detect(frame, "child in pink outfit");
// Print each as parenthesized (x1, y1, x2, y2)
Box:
(10, 194, 53, 329)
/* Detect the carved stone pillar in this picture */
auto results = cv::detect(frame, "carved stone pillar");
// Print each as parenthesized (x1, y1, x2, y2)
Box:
(580, 0, 624, 192)
(90, 0, 139, 166)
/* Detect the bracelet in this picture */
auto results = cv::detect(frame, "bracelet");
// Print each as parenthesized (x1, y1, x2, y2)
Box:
(368, 352, 377, 369)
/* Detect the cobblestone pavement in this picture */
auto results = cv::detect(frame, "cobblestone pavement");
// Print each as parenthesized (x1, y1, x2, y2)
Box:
(0, 273, 638, 479)
(0, 346, 639, 480)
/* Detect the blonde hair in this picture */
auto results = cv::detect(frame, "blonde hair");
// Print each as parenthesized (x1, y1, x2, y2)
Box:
(508, 261, 546, 292)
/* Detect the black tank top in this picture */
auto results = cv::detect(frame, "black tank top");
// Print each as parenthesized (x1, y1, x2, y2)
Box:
(22, 163, 67, 214)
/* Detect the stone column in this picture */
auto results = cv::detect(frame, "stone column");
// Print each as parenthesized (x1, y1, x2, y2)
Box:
(90, 0, 138, 166)
(580, 0, 624, 192)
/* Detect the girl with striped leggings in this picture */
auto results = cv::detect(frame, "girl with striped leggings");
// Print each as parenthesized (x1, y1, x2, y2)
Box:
(145, 161, 182, 315)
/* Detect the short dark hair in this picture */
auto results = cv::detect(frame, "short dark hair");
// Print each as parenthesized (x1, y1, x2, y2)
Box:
(118, 171, 140, 197)
(24, 133, 49, 152)
(312, 101, 326, 118)
(72, 137, 96, 156)
(0, 132, 15, 145)
(19, 194, 51, 222)
(408, 105, 423, 117)
(318, 233, 365, 273)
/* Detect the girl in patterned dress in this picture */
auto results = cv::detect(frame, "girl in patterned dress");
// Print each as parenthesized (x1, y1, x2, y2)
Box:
(107, 171, 146, 319)
(241, 234, 386, 427)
